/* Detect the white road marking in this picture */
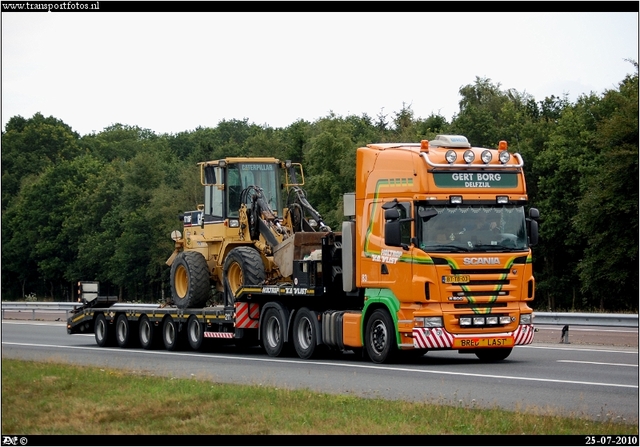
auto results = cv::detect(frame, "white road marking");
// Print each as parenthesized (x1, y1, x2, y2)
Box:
(557, 360, 638, 367)
(3, 341, 637, 389)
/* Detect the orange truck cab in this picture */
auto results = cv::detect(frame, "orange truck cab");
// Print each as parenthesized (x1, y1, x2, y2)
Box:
(340, 135, 539, 363)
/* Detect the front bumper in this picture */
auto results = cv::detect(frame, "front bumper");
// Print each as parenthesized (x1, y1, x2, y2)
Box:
(412, 324, 534, 349)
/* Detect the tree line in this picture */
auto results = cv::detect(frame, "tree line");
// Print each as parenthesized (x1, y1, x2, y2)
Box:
(2, 64, 637, 312)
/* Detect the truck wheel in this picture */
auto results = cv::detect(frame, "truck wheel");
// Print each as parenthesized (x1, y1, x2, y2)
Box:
(187, 315, 205, 350)
(223, 247, 265, 299)
(95, 313, 115, 347)
(261, 307, 288, 357)
(475, 348, 512, 362)
(139, 315, 158, 350)
(365, 309, 397, 364)
(171, 251, 210, 309)
(115, 314, 137, 348)
(162, 316, 184, 351)
(293, 308, 318, 359)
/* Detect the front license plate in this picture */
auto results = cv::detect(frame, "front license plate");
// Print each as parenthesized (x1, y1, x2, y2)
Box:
(442, 275, 470, 284)
(453, 337, 514, 348)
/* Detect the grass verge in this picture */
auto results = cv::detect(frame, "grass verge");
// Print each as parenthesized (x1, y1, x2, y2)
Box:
(1, 358, 637, 435)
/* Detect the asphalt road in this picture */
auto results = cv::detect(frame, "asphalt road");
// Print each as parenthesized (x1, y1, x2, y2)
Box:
(2, 318, 638, 424)
(2, 309, 639, 347)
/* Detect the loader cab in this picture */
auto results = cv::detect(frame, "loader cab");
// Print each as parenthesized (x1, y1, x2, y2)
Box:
(226, 162, 281, 217)
(200, 158, 297, 224)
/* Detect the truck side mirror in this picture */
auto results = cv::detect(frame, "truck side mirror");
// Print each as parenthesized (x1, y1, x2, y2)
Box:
(385, 219, 402, 247)
(527, 219, 539, 246)
(527, 207, 540, 246)
(384, 207, 402, 247)
(384, 208, 401, 220)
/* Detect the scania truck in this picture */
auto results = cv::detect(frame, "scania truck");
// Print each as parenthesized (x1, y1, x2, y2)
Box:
(68, 135, 539, 363)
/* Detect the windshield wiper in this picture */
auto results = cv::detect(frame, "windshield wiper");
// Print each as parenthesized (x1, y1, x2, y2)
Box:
(471, 243, 524, 252)
(424, 244, 470, 252)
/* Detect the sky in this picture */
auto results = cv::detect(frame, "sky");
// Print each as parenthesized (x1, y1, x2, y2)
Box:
(1, 9, 638, 137)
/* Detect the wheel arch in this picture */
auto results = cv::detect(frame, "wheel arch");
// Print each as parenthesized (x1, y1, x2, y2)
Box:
(362, 288, 402, 347)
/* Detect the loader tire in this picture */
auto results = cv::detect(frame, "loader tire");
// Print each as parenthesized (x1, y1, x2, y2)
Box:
(223, 246, 265, 299)
(170, 251, 210, 309)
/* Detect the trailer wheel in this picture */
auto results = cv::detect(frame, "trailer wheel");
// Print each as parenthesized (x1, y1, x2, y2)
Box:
(95, 313, 115, 347)
(187, 315, 205, 350)
(293, 308, 319, 359)
(171, 251, 210, 309)
(115, 314, 137, 348)
(223, 246, 265, 301)
(475, 348, 512, 362)
(365, 309, 397, 364)
(261, 307, 288, 357)
(162, 316, 184, 351)
(139, 315, 158, 350)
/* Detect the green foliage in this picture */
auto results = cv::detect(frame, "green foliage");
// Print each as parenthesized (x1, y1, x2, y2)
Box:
(573, 70, 639, 310)
(2, 66, 638, 311)
(1, 113, 80, 211)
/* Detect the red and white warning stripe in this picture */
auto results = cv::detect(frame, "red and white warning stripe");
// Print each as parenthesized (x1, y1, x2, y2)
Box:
(513, 324, 534, 345)
(413, 327, 454, 349)
(235, 302, 260, 329)
(203, 332, 234, 339)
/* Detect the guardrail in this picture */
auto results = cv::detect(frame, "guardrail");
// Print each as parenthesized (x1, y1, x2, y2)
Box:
(1, 301, 638, 327)
(1, 301, 79, 321)
(532, 311, 638, 328)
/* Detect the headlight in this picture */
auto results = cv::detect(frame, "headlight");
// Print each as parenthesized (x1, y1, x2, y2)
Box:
(463, 150, 475, 163)
(485, 316, 498, 325)
(499, 316, 512, 324)
(460, 317, 472, 326)
(228, 219, 239, 228)
(445, 150, 457, 163)
(520, 314, 532, 325)
(499, 151, 511, 164)
(415, 317, 443, 328)
(481, 150, 492, 164)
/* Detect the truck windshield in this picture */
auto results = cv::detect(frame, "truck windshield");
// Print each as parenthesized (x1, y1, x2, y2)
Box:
(227, 163, 282, 217)
(417, 205, 528, 252)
